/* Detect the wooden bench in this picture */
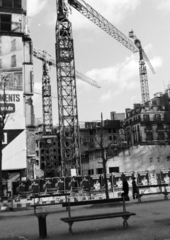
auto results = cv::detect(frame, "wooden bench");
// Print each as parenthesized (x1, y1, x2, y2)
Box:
(137, 184, 169, 202)
(30, 193, 70, 213)
(61, 197, 136, 234)
(30, 193, 70, 239)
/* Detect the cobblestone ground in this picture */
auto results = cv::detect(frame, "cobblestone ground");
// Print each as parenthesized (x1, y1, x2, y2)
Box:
(0, 196, 170, 240)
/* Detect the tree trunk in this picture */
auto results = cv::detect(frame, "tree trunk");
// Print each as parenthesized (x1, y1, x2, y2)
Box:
(103, 161, 109, 199)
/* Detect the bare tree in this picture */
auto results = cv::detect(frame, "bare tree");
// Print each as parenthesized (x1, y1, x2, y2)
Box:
(91, 113, 116, 199)
(0, 74, 10, 198)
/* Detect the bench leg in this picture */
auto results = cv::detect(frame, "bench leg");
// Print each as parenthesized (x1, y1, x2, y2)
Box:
(36, 214, 48, 239)
(68, 222, 74, 234)
(164, 194, 168, 200)
(138, 196, 142, 203)
(122, 216, 129, 229)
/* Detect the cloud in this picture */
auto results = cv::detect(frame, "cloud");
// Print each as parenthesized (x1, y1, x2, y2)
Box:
(150, 56, 162, 69)
(49, 0, 141, 29)
(100, 90, 112, 102)
(155, 0, 170, 11)
(86, 52, 162, 98)
(27, 0, 47, 17)
(86, 54, 139, 87)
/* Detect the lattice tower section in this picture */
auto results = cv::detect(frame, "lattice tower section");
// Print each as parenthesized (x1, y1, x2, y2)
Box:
(139, 59, 150, 104)
(55, 0, 80, 176)
(42, 61, 55, 176)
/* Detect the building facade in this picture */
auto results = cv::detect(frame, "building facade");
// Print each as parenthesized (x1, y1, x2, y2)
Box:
(79, 119, 125, 175)
(35, 122, 60, 177)
(0, 0, 36, 181)
(125, 91, 170, 146)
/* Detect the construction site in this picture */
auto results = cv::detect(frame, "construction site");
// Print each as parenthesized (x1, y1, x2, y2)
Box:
(0, 0, 170, 193)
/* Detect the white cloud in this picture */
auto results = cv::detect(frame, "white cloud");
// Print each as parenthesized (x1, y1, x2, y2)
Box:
(100, 90, 112, 102)
(86, 54, 139, 87)
(155, 0, 170, 11)
(49, 0, 141, 29)
(86, 52, 162, 98)
(143, 43, 153, 52)
(150, 56, 162, 69)
(27, 0, 47, 17)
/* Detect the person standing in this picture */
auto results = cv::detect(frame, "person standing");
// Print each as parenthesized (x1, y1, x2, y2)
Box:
(121, 175, 129, 198)
(132, 177, 138, 199)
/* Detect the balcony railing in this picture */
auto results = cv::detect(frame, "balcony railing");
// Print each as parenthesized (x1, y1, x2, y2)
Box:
(156, 128, 164, 132)
(145, 128, 153, 133)
(0, 21, 22, 32)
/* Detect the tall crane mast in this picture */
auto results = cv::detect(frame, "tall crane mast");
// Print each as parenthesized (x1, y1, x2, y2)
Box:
(56, 0, 79, 176)
(68, 0, 155, 103)
(34, 49, 56, 177)
(129, 30, 155, 104)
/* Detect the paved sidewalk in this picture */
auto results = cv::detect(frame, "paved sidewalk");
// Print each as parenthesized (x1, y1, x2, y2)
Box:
(0, 197, 170, 240)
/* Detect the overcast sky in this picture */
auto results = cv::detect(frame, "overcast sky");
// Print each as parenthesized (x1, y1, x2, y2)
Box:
(28, 0, 170, 124)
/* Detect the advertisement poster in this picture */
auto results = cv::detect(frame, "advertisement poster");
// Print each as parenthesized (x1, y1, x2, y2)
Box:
(137, 171, 149, 186)
(90, 175, 101, 191)
(1, 36, 26, 171)
(28, 180, 39, 194)
(101, 174, 113, 191)
(124, 172, 134, 188)
(65, 176, 81, 192)
(160, 169, 170, 184)
(52, 177, 59, 189)
(43, 178, 53, 192)
(112, 173, 123, 188)
(39, 179, 46, 193)
(80, 175, 90, 191)
(148, 172, 158, 185)
(52, 177, 65, 193)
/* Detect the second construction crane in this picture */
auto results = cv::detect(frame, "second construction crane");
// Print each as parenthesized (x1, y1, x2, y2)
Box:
(33, 47, 100, 176)
(129, 30, 156, 104)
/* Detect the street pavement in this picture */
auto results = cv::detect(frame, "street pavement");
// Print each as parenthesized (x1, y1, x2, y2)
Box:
(0, 196, 170, 240)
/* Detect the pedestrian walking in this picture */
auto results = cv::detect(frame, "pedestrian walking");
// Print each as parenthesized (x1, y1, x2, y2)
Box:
(121, 175, 129, 198)
(132, 177, 139, 199)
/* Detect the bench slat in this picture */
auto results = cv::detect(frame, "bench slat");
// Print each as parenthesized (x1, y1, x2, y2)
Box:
(61, 212, 136, 223)
(31, 193, 70, 199)
(138, 191, 169, 196)
(30, 202, 63, 207)
(62, 197, 129, 207)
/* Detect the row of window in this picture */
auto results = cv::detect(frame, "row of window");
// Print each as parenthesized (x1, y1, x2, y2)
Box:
(127, 113, 170, 125)
(145, 124, 170, 130)
(0, 55, 16, 69)
(146, 133, 170, 141)
(1, 39, 17, 53)
(88, 167, 120, 175)
(143, 114, 170, 122)
(0, 0, 21, 9)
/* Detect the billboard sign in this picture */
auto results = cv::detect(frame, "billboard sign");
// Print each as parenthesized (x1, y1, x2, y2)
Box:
(160, 169, 170, 184)
(137, 171, 149, 186)
(0, 36, 26, 170)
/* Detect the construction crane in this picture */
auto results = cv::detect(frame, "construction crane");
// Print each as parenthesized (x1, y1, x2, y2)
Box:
(55, 0, 156, 176)
(33, 47, 100, 176)
(68, 0, 155, 103)
(33, 49, 56, 177)
(129, 30, 155, 103)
